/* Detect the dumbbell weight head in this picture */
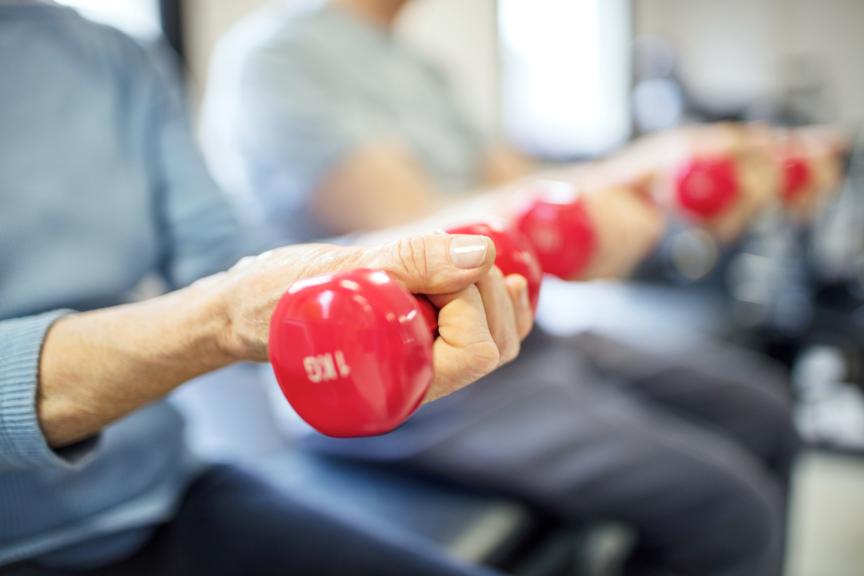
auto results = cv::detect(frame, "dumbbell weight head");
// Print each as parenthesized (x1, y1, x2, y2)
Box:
(780, 153, 812, 203)
(514, 181, 597, 280)
(674, 156, 740, 220)
(446, 221, 543, 310)
(269, 269, 434, 437)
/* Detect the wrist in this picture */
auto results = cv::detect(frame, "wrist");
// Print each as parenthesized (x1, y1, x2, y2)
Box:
(36, 284, 237, 447)
(180, 276, 242, 368)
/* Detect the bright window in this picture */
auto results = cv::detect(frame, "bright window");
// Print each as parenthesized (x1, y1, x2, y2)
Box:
(499, 0, 632, 159)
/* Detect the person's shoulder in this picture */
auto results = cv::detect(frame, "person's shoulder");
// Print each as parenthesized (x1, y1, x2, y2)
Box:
(219, 0, 324, 59)
(49, 9, 139, 56)
(47, 9, 165, 81)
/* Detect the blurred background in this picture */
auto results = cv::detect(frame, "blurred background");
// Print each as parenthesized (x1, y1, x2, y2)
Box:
(62, 0, 864, 151)
(54, 1, 864, 574)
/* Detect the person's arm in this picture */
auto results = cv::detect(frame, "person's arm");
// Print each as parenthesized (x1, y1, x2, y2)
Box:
(226, 44, 449, 237)
(605, 123, 783, 242)
(311, 141, 538, 234)
(4, 42, 531, 461)
(311, 141, 443, 234)
(221, 37, 667, 279)
(31, 234, 531, 451)
(480, 144, 538, 187)
(781, 126, 850, 223)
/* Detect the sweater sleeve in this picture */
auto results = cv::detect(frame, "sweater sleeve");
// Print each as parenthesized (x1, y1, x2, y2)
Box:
(0, 311, 99, 471)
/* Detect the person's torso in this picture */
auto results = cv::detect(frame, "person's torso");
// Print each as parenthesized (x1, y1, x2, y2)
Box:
(0, 6, 161, 319)
(0, 6, 194, 564)
(212, 2, 488, 243)
(298, 5, 486, 193)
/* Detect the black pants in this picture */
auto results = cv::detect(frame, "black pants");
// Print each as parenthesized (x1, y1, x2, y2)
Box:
(6, 465, 495, 576)
(304, 330, 799, 576)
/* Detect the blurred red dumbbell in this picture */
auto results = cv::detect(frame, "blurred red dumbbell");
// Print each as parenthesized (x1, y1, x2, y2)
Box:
(780, 152, 812, 204)
(674, 156, 740, 219)
(514, 181, 597, 280)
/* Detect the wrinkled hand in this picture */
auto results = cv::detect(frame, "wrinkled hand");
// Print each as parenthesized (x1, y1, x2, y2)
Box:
(620, 123, 781, 242)
(669, 124, 778, 241)
(529, 166, 666, 280)
(204, 234, 534, 402)
(777, 126, 849, 222)
(578, 180, 666, 279)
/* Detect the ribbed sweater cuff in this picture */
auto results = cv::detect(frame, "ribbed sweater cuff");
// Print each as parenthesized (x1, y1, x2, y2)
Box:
(0, 310, 97, 470)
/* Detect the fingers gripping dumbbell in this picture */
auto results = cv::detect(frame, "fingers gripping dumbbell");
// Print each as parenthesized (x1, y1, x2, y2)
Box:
(268, 225, 542, 437)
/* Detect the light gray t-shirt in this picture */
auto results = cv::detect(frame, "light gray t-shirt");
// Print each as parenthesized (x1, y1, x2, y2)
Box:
(202, 0, 487, 243)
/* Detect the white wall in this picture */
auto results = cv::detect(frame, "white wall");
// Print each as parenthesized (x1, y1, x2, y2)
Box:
(790, 0, 864, 125)
(183, 0, 272, 102)
(635, 0, 864, 125)
(185, 0, 864, 132)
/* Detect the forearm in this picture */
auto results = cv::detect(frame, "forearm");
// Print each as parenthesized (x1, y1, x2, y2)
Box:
(480, 145, 538, 186)
(312, 143, 443, 234)
(38, 280, 232, 448)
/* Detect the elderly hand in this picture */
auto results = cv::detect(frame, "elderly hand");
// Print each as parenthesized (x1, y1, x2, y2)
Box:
(619, 123, 781, 242)
(577, 181, 667, 279)
(210, 233, 534, 402)
(776, 126, 849, 222)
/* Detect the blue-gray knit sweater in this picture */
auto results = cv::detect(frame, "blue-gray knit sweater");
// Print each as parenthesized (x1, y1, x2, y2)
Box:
(0, 4, 241, 567)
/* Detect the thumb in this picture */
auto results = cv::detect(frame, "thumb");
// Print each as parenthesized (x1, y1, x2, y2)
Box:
(359, 233, 496, 295)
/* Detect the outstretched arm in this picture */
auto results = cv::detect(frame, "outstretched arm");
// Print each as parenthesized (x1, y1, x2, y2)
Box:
(26, 234, 531, 451)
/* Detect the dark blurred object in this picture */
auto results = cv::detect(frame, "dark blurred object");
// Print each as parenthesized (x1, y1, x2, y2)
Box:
(631, 33, 864, 450)
(730, 131, 864, 351)
(253, 450, 632, 576)
(727, 132, 864, 452)
(159, 0, 185, 62)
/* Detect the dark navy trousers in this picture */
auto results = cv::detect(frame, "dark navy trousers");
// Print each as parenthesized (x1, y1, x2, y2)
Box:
(305, 330, 799, 576)
(7, 464, 494, 576)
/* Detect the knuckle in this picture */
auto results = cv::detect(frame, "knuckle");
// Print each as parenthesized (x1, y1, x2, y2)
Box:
(232, 256, 255, 271)
(471, 341, 501, 373)
(396, 237, 430, 279)
(500, 337, 520, 365)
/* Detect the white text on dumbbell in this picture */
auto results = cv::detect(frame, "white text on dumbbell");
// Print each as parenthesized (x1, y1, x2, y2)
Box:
(303, 352, 352, 383)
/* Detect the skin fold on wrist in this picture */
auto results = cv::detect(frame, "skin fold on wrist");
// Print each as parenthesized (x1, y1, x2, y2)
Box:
(37, 279, 236, 448)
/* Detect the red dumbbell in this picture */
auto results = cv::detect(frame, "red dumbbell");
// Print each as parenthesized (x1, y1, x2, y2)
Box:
(514, 182, 597, 280)
(269, 224, 542, 438)
(780, 153, 812, 203)
(674, 156, 740, 220)
(447, 221, 544, 310)
(269, 269, 436, 437)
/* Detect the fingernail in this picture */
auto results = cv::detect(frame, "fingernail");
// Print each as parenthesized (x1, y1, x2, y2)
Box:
(450, 236, 488, 269)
